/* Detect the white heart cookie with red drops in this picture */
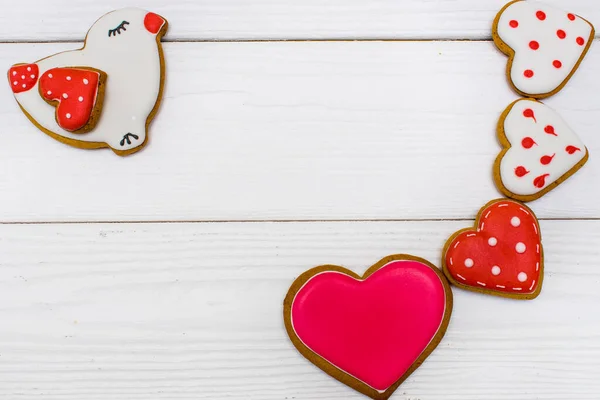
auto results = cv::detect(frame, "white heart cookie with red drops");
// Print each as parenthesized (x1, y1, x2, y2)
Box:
(493, 0, 594, 98)
(7, 8, 168, 156)
(494, 98, 588, 202)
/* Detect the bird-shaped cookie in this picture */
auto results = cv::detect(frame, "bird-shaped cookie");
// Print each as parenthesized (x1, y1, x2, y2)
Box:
(7, 8, 168, 156)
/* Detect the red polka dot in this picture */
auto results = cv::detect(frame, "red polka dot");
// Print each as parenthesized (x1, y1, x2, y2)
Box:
(515, 166, 529, 177)
(529, 41, 539, 50)
(522, 137, 536, 149)
(557, 29, 566, 39)
(568, 13, 576, 21)
(544, 125, 557, 136)
(523, 109, 535, 120)
(536, 11, 546, 20)
(509, 20, 519, 28)
(553, 60, 562, 68)
(524, 69, 534, 78)
(577, 37, 585, 46)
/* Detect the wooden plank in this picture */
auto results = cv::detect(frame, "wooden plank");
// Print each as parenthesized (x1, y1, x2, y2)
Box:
(1, 41, 599, 222)
(0, 220, 598, 399)
(0, 0, 598, 41)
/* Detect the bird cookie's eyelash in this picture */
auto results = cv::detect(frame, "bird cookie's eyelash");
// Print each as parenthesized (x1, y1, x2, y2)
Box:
(108, 21, 130, 37)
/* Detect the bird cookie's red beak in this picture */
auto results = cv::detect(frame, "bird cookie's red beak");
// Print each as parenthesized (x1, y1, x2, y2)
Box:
(8, 63, 39, 94)
(144, 12, 166, 35)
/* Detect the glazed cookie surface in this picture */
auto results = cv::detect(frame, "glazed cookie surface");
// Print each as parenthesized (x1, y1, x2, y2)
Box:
(443, 199, 543, 300)
(494, 98, 588, 202)
(7, 8, 168, 156)
(284, 254, 452, 400)
(493, 0, 594, 98)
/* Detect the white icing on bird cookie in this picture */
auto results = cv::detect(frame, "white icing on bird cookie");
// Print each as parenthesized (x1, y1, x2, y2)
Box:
(494, 0, 594, 98)
(495, 98, 588, 201)
(7, 8, 168, 156)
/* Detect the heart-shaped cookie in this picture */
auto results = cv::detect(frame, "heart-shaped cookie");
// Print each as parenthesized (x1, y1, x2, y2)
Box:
(443, 199, 543, 300)
(493, 0, 594, 98)
(38, 67, 106, 134)
(494, 98, 588, 202)
(284, 255, 453, 400)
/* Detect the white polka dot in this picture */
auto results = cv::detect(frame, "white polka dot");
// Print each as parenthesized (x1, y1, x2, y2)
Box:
(83, 78, 89, 85)
(13, 81, 17, 86)
(518, 272, 528, 282)
(12, 71, 16, 76)
(66, 76, 72, 81)
(78, 96, 84, 102)
(511, 217, 521, 227)
(66, 113, 71, 119)
(488, 237, 498, 246)
(491, 266, 501, 276)
(47, 91, 52, 95)
(464, 258, 474, 268)
(48, 74, 53, 78)
(30, 74, 35, 79)
(516, 242, 526, 254)
(21, 75, 25, 79)
(62, 93, 68, 99)
(22, 84, 26, 88)
(27, 67, 31, 72)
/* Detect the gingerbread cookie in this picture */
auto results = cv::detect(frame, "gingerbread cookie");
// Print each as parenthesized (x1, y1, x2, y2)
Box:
(494, 98, 588, 202)
(283, 254, 453, 400)
(493, 0, 594, 99)
(7, 8, 168, 156)
(442, 199, 543, 300)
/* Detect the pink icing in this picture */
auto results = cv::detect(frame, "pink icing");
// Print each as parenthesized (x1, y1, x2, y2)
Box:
(291, 260, 447, 391)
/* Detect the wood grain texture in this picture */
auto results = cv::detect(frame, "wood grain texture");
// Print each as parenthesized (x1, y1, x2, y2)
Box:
(0, 0, 598, 41)
(0, 221, 598, 399)
(1, 41, 599, 222)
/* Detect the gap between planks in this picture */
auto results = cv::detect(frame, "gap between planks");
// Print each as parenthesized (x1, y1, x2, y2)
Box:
(0, 217, 598, 225)
(0, 38, 497, 45)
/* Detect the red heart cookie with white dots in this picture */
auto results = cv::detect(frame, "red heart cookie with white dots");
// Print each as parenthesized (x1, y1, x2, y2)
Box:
(494, 98, 588, 202)
(442, 199, 543, 300)
(493, 0, 594, 98)
(38, 67, 106, 134)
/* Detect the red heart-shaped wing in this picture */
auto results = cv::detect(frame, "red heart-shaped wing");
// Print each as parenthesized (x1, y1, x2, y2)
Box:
(8, 64, 39, 93)
(39, 67, 106, 134)
(284, 255, 452, 400)
(443, 199, 543, 300)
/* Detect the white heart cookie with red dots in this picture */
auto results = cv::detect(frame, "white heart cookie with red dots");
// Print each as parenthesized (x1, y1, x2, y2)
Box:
(7, 8, 168, 156)
(493, 0, 594, 98)
(494, 98, 588, 202)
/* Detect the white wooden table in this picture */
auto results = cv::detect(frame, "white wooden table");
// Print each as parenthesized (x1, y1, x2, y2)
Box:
(1, 1, 599, 399)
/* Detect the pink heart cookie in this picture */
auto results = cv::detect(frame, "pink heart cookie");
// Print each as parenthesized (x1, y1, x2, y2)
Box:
(283, 255, 453, 400)
(493, 0, 594, 98)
